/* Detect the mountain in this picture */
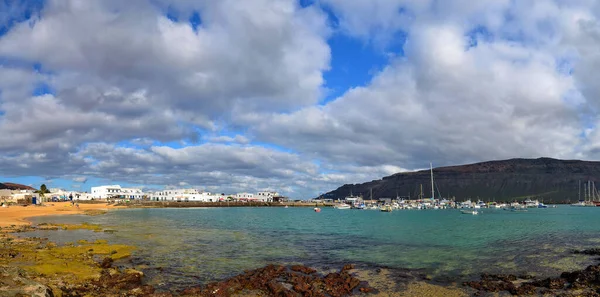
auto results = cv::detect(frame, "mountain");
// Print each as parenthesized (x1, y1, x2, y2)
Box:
(0, 182, 37, 191)
(323, 158, 600, 203)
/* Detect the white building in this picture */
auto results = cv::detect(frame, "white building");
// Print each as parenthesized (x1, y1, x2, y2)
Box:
(12, 190, 34, 203)
(49, 188, 73, 201)
(150, 189, 225, 202)
(90, 185, 144, 200)
(73, 192, 94, 200)
(256, 191, 280, 202)
(0, 189, 15, 203)
(235, 192, 254, 201)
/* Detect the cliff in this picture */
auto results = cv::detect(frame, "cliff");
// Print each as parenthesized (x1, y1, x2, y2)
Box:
(324, 158, 600, 203)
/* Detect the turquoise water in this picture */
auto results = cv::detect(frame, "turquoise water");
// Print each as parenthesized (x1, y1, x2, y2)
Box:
(24, 206, 600, 290)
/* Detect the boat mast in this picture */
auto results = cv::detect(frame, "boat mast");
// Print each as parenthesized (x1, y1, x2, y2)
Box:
(579, 180, 581, 201)
(430, 162, 435, 200)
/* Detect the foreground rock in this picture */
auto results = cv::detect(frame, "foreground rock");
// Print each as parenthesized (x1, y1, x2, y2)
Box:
(180, 264, 375, 297)
(0, 266, 53, 297)
(573, 248, 600, 256)
(58, 268, 160, 297)
(464, 264, 600, 296)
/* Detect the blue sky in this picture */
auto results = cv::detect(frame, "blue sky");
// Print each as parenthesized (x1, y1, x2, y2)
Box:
(0, 0, 598, 198)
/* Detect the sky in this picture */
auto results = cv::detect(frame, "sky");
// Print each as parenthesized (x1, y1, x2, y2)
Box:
(0, 0, 599, 198)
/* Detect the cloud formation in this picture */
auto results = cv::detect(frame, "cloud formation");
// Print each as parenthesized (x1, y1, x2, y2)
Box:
(1, 0, 599, 198)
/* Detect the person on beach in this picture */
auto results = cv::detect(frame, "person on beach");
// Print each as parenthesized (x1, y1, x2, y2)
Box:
(76, 203, 79, 209)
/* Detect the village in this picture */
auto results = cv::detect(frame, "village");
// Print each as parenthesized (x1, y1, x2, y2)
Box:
(0, 184, 288, 205)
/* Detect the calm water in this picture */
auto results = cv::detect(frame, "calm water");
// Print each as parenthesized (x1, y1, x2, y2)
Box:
(24, 206, 600, 290)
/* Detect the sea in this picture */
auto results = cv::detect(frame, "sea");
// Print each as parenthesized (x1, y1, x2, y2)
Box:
(22, 206, 600, 291)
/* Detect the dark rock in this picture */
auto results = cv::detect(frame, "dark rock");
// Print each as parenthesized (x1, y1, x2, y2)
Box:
(508, 283, 537, 295)
(561, 264, 600, 289)
(92, 268, 143, 290)
(323, 271, 361, 297)
(574, 248, 600, 256)
(267, 280, 287, 295)
(517, 274, 535, 280)
(530, 277, 567, 290)
(99, 257, 114, 268)
(463, 280, 515, 293)
(180, 287, 202, 295)
(359, 286, 376, 293)
(341, 264, 355, 272)
(480, 273, 517, 282)
(0, 267, 54, 297)
(179, 264, 369, 297)
(290, 265, 317, 274)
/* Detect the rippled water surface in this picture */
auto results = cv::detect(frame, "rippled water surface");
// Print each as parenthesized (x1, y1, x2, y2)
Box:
(25, 206, 600, 289)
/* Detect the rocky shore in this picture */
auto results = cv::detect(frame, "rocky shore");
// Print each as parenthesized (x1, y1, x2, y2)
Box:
(463, 248, 600, 296)
(5, 220, 600, 297)
(0, 224, 459, 297)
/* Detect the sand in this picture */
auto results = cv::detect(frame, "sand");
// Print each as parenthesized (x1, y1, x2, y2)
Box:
(0, 202, 124, 227)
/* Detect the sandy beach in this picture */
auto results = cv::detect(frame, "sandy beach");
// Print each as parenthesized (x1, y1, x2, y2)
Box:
(0, 202, 124, 227)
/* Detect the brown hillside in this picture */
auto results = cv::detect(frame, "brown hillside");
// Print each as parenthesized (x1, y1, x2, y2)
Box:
(0, 182, 37, 191)
(324, 158, 598, 203)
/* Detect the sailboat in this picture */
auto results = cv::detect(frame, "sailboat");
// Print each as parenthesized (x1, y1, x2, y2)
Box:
(430, 162, 435, 201)
(572, 180, 598, 207)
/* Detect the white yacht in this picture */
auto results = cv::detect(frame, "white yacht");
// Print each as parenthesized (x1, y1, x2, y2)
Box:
(334, 203, 351, 209)
(460, 209, 478, 215)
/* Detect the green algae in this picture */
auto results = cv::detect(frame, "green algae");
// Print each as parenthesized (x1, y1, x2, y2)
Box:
(1, 234, 135, 282)
(539, 257, 585, 272)
(38, 222, 104, 232)
(83, 209, 108, 216)
(22, 241, 136, 280)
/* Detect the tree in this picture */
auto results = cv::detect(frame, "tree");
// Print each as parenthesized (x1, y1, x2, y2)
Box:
(35, 184, 50, 203)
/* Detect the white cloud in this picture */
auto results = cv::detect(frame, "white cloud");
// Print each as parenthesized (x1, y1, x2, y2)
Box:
(72, 177, 88, 183)
(247, 0, 589, 171)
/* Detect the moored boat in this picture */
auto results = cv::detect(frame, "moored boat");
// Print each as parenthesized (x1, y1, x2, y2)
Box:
(460, 209, 478, 215)
(508, 206, 528, 212)
(380, 205, 393, 212)
(334, 203, 351, 210)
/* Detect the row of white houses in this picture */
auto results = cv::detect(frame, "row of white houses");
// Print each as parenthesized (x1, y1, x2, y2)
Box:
(92, 185, 281, 202)
(148, 189, 280, 202)
(0, 188, 90, 204)
(1, 185, 282, 204)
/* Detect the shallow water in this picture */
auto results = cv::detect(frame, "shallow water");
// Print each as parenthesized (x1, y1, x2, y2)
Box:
(23, 206, 600, 290)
